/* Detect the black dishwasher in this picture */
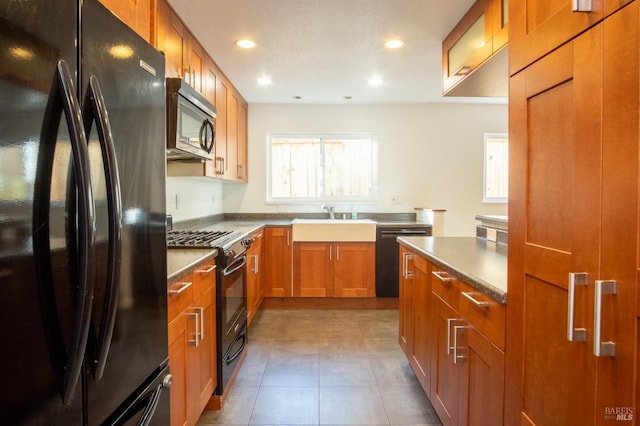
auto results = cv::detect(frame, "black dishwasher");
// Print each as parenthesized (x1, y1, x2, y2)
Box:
(375, 225, 432, 297)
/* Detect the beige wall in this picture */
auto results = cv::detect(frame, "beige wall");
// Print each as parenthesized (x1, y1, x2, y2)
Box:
(222, 102, 508, 236)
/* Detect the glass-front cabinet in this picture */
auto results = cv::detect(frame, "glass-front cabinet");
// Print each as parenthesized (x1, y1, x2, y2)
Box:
(442, 0, 508, 96)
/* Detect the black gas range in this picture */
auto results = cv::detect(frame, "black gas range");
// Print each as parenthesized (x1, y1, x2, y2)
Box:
(166, 228, 252, 397)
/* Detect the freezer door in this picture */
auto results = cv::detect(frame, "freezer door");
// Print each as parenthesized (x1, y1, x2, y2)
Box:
(0, 0, 88, 424)
(80, 1, 169, 424)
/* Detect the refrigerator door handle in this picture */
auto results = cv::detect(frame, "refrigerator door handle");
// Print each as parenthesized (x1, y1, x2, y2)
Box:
(33, 60, 96, 405)
(83, 75, 123, 381)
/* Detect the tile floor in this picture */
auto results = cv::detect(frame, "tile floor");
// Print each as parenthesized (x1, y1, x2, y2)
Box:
(197, 306, 442, 425)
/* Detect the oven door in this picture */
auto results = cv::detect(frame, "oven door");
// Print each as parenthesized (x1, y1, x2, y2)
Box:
(217, 254, 247, 393)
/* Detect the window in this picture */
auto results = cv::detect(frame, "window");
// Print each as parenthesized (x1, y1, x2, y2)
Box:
(267, 133, 377, 203)
(483, 133, 508, 203)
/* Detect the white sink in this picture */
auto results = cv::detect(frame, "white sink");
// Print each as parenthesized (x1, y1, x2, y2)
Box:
(291, 219, 377, 242)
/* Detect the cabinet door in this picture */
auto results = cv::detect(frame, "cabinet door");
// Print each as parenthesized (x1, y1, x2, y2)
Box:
(99, 0, 152, 43)
(225, 90, 239, 180)
(213, 76, 229, 177)
(460, 326, 505, 426)
(237, 99, 248, 182)
(263, 227, 292, 297)
(156, 1, 187, 79)
(293, 242, 333, 297)
(410, 255, 431, 396)
(247, 232, 263, 326)
(190, 289, 216, 421)
(168, 313, 188, 426)
(507, 5, 639, 423)
(333, 243, 375, 297)
(398, 246, 414, 356)
(430, 295, 462, 426)
(186, 36, 206, 94)
(509, 0, 607, 74)
(507, 26, 601, 426)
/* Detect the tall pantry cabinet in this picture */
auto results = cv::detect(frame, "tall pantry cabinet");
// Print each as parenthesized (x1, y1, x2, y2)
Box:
(506, 1, 639, 425)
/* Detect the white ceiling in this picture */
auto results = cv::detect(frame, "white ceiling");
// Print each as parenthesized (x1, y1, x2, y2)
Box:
(166, 0, 504, 104)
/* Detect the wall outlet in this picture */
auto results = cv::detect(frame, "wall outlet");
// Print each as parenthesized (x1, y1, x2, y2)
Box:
(175, 194, 181, 210)
(391, 195, 404, 205)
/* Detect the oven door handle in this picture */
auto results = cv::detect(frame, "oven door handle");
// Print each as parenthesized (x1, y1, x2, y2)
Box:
(225, 330, 246, 366)
(223, 256, 247, 276)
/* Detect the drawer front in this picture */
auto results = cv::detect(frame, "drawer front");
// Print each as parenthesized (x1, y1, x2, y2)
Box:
(458, 281, 506, 350)
(168, 272, 194, 322)
(192, 260, 216, 299)
(431, 268, 459, 310)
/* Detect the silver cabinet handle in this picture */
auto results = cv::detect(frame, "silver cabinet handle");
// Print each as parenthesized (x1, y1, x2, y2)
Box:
(336, 245, 340, 261)
(567, 272, 588, 342)
(286, 230, 290, 246)
(461, 292, 489, 308)
(329, 245, 332, 261)
(252, 255, 259, 274)
(402, 252, 414, 279)
(446, 318, 456, 355)
(572, 0, 592, 12)
(196, 307, 205, 341)
(168, 281, 192, 295)
(432, 271, 454, 283)
(196, 265, 216, 274)
(453, 324, 468, 364)
(188, 311, 200, 347)
(594, 280, 617, 357)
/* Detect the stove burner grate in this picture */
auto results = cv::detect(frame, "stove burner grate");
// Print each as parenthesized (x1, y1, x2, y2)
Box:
(167, 230, 236, 248)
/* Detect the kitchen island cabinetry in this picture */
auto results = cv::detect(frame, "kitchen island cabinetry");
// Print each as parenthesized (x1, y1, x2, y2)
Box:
(167, 260, 217, 426)
(263, 226, 293, 297)
(506, 3, 638, 425)
(292, 242, 375, 297)
(398, 237, 507, 426)
(247, 230, 264, 326)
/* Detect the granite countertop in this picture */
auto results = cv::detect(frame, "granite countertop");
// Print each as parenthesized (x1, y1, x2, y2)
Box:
(397, 236, 507, 304)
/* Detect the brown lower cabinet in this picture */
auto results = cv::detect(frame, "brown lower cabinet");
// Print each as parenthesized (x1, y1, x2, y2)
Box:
(246, 230, 264, 326)
(263, 226, 292, 297)
(399, 244, 505, 426)
(167, 260, 217, 426)
(292, 242, 375, 297)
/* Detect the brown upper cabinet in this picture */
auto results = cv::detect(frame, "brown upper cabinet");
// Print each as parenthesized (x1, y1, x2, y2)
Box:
(157, 0, 249, 183)
(509, 0, 633, 75)
(442, 0, 508, 97)
(99, 0, 155, 44)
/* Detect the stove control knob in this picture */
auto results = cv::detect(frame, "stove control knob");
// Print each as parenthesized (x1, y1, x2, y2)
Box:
(241, 237, 254, 248)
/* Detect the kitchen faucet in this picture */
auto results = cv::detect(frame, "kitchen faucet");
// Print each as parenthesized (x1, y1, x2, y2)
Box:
(322, 204, 335, 219)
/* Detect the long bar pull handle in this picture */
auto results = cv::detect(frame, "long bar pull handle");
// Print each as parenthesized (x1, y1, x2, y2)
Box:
(453, 325, 468, 364)
(446, 318, 456, 355)
(461, 292, 490, 308)
(168, 281, 193, 295)
(329, 245, 332, 261)
(336, 245, 340, 261)
(255, 254, 259, 274)
(188, 311, 200, 347)
(567, 272, 588, 342)
(432, 271, 454, 283)
(594, 280, 617, 357)
(403, 252, 414, 279)
(572, 0, 592, 12)
(196, 265, 216, 274)
(196, 307, 205, 341)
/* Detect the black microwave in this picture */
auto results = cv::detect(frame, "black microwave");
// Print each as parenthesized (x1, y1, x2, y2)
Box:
(166, 78, 216, 161)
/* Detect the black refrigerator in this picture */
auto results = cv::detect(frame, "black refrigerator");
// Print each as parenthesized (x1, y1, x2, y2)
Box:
(0, 0, 170, 424)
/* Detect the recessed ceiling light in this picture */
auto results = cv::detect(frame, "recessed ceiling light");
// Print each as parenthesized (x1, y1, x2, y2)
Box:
(385, 39, 404, 49)
(368, 76, 383, 86)
(257, 76, 272, 86)
(236, 39, 256, 49)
